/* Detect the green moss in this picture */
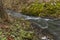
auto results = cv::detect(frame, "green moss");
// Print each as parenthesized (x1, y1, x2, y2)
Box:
(21, 1, 60, 18)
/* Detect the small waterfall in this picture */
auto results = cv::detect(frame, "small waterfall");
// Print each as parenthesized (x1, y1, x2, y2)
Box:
(6, 9, 50, 20)
(6, 9, 60, 40)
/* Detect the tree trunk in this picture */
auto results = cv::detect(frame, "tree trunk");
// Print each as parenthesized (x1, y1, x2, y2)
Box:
(0, 0, 9, 22)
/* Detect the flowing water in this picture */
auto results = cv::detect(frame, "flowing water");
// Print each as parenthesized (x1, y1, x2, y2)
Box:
(6, 9, 60, 40)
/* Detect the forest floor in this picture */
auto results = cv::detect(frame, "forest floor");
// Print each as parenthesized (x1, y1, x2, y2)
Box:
(0, 17, 55, 40)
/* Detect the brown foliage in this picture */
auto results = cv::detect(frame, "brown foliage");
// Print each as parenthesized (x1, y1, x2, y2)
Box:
(7, 35, 14, 40)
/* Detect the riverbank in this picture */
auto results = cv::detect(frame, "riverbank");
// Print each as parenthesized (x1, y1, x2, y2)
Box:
(0, 16, 54, 40)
